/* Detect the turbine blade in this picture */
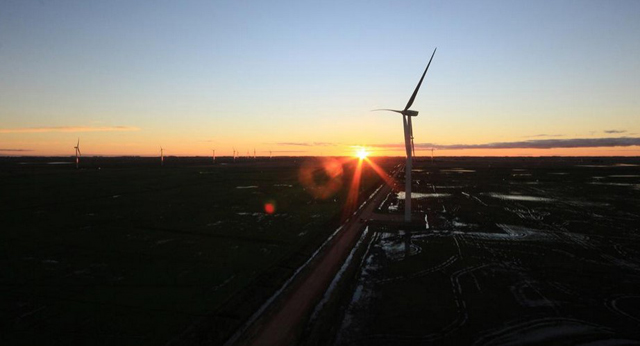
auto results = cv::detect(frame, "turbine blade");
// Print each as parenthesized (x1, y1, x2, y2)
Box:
(402, 115, 411, 158)
(372, 109, 404, 114)
(77, 148, 82, 156)
(404, 47, 437, 111)
(410, 122, 415, 157)
(411, 137, 415, 157)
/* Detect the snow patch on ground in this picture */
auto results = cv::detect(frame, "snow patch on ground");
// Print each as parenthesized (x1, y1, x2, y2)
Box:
(397, 192, 451, 199)
(441, 168, 476, 173)
(486, 193, 554, 202)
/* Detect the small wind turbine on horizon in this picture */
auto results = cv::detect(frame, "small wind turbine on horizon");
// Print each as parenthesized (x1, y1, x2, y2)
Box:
(233, 147, 237, 162)
(270, 150, 272, 160)
(253, 148, 256, 160)
(374, 48, 437, 222)
(160, 147, 164, 166)
(212, 149, 216, 163)
(74, 138, 81, 169)
(431, 147, 435, 163)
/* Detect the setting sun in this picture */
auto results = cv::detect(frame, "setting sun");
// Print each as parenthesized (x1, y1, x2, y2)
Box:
(356, 148, 369, 160)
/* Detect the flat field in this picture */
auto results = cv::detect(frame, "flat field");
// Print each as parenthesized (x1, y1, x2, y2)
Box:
(336, 157, 640, 345)
(0, 156, 391, 346)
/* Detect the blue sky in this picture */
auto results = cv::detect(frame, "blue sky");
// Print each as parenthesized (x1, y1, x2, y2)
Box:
(1, 0, 639, 156)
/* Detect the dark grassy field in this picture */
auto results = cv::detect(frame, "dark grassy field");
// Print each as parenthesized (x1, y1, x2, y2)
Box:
(335, 157, 640, 345)
(0, 156, 394, 346)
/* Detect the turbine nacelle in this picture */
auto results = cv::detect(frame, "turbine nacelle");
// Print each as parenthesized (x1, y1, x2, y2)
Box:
(405, 110, 418, 117)
(373, 109, 419, 117)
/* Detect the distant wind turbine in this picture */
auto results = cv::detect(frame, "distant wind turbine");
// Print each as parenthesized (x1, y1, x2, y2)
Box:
(160, 147, 164, 166)
(74, 138, 81, 169)
(374, 48, 437, 222)
(431, 147, 435, 163)
(212, 149, 216, 163)
(233, 147, 236, 162)
(253, 148, 256, 159)
(270, 150, 272, 160)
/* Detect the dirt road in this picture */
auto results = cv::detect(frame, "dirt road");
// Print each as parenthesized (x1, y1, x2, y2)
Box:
(234, 166, 402, 346)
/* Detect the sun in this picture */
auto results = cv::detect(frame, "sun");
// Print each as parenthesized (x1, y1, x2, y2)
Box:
(356, 147, 369, 160)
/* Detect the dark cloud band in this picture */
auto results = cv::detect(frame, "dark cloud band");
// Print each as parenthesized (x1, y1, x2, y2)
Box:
(372, 137, 640, 150)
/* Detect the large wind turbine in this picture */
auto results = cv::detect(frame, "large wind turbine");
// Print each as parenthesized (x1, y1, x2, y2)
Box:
(74, 138, 81, 169)
(375, 48, 436, 222)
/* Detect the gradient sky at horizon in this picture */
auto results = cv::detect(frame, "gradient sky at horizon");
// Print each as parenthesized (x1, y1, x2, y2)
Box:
(1, 0, 639, 157)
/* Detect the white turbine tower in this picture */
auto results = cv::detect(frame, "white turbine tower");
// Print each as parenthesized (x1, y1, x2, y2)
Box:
(375, 48, 436, 222)
(233, 147, 237, 162)
(160, 147, 164, 166)
(74, 138, 81, 169)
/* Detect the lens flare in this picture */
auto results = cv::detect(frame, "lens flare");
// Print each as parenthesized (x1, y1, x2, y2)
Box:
(298, 157, 344, 199)
(264, 202, 276, 214)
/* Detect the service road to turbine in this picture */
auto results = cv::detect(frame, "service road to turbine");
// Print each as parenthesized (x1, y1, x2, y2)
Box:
(233, 166, 403, 346)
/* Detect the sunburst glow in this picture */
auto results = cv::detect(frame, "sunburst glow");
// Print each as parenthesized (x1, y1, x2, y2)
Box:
(356, 148, 369, 160)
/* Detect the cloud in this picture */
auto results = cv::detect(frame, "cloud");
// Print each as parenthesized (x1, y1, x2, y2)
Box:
(371, 137, 640, 150)
(0, 148, 33, 152)
(0, 126, 140, 134)
(524, 134, 563, 138)
(604, 130, 626, 134)
(275, 142, 336, 147)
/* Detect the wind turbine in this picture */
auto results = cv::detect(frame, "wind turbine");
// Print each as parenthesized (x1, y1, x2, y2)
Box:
(431, 147, 435, 163)
(233, 147, 237, 162)
(375, 48, 436, 222)
(212, 149, 216, 163)
(253, 148, 256, 160)
(74, 138, 81, 169)
(270, 150, 272, 160)
(160, 147, 164, 166)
